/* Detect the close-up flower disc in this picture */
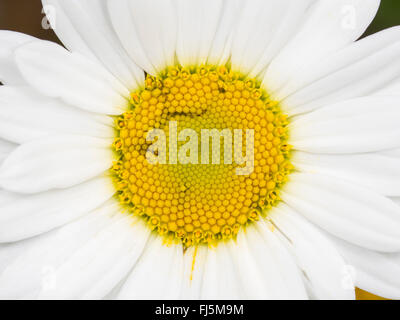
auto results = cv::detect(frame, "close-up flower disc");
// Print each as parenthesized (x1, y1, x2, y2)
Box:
(1, 0, 400, 301)
(112, 65, 291, 246)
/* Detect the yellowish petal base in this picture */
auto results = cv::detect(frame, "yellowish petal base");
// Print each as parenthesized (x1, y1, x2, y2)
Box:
(356, 288, 388, 300)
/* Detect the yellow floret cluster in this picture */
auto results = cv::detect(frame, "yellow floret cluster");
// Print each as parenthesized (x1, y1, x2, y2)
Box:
(112, 65, 292, 247)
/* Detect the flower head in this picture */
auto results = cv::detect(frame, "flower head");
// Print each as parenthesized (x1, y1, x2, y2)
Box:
(0, 0, 399, 300)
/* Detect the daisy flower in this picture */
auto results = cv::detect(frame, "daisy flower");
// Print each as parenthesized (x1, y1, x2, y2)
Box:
(0, 0, 400, 300)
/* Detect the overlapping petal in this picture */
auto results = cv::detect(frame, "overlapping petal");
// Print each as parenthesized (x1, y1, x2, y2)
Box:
(293, 151, 400, 196)
(117, 236, 183, 300)
(0, 203, 149, 299)
(42, 0, 144, 90)
(328, 236, 400, 300)
(15, 41, 130, 115)
(264, 0, 381, 99)
(0, 139, 16, 165)
(0, 86, 114, 144)
(0, 31, 35, 85)
(290, 96, 400, 154)
(275, 26, 400, 114)
(0, 135, 114, 194)
(0, 178, 114, 243)
(282, 173, 400, 252)
(108, 0, 177, 75)
(270, 204, 355, 299)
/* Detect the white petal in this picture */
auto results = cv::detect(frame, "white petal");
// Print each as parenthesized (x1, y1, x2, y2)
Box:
(0, 189, 23, 207)
(270, 204, 355, 300)
(0, 177, 114, 242)
(107, 0, 159, 75)
(293, 151, 400, 196)
(327, 236, 400, 300)
(264, 0, 380, 97)
(0, 139, 16, 165)
(43, 216, 150, 300)
(381, 148, 400, 158)
(201, 225, 307, 300)
(0, 31, 35, 85)
(15, 40, 130, 115)
(0, 86, 114, 144)
(80, 253, 141, 299)
(0, 202, 118, 299)
(175, 0, 225, 67)
(277, 26, 400, 115)
(244, 222, 308, 299)
(42, 0, 144, 90)
(200, 243, 243, 300)
(117, 236, 183, 300)
(374, 78, 400, 96)
(290, 96, 400, 154)
(181, 245, 208, 300)
(392, 197, 400, 207)
(282, 173, 400, 252)
(108, 0, 177, 75)
(231, 0, 314, 76)
(206, 0, 243, 66)
(0, 135, 114, 194)
(0, 202, 148, 299)
(0, 237, 42, 276)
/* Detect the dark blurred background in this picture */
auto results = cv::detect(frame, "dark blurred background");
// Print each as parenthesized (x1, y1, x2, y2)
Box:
(0, 0, 398, 301)
(0, 0, 399, 43)
(0, 0, 60, 44)
(364, 0, 400, 35)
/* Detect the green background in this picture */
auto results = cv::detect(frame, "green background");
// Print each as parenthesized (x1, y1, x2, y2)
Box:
(365, 0, 400, 36)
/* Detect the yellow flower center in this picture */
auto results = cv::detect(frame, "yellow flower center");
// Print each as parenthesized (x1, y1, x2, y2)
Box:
(112, 65, 292, 247)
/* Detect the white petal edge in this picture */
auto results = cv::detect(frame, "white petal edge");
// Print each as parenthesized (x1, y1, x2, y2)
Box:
(282, 172, 400, 252)
(175, 0, 225, 67)
(200, 242, 243, 300)
(0, 236, 44, 276)
(39, 215, 150, 299)
(290, 96, 400, 154)
(381, 148, 400, 158)
(117, 236, 183, 300)
(0, 86, 114, 144)
(200, 224, 308, 300)
(42, 0, 144, 90)
(269, 203, 355, 299)
(242, 221, 308, 299)
(0, 135, 115, 194)
(292, 151, 400, 196)
(107, 0, 177, 75)
(263, 0, 380, 98)
(231, 0, 314, 76)
(326, 235, 400, 300)
(0, 176, 114, 243)
(206, 0, 243, 66)
(0, 202, 148, 299)
(374, 78, 400, 96)
(0, 189, 23, 207)
(276, 25, 400, 115)
(0, 139, 16, 165)
(15, 40, 131, 115)
(0, 201, 120, 299)
(181, 245, 208, 300)
(0, 31, 35, 85)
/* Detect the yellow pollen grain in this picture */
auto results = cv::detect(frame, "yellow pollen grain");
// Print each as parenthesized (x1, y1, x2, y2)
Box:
(111, 65, 292, 247)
